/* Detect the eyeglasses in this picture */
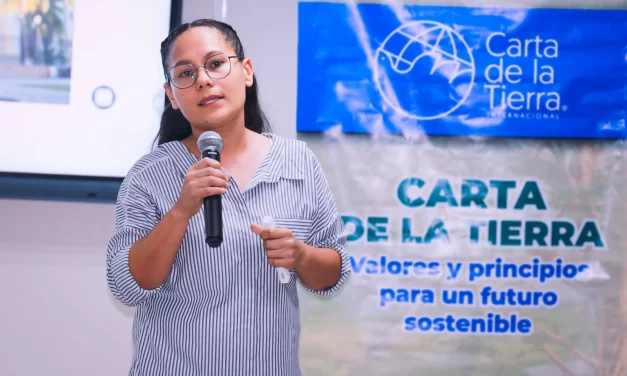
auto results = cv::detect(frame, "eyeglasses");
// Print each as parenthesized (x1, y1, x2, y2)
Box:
(167, 52, 243, 89)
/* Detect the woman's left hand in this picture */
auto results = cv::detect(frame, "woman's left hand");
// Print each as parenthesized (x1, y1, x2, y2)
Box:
(250, 224, 306, 269)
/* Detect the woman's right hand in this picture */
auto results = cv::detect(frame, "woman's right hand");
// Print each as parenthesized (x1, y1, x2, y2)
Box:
(173, 157, 230, 220)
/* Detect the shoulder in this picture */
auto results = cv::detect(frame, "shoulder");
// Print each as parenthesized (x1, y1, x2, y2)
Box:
(267, 133, 318, 166)
(268, 133, 309, 153)
(265, 133, 324, 181)
(122, 141, 182, 186)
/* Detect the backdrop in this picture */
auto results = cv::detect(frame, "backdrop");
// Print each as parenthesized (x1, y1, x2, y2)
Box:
(231, 1, 627, 375)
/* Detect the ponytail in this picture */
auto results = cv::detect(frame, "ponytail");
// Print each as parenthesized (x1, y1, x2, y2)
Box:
(244, 75, 270, 134)
(155, 103, 192, 146)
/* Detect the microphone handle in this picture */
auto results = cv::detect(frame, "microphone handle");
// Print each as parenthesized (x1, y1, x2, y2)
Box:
(202, 149, 223, 247)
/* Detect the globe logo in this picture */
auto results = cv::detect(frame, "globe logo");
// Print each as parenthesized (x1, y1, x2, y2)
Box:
(374, 21, 475, 120)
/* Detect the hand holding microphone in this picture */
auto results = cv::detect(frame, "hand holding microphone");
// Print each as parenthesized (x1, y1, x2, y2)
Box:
(173, 131, 228, 247)
(250, 216, 303, 284)
(174, 157, 229, 221)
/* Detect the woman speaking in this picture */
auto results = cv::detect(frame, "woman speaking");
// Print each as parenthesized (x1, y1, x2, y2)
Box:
(106, 19, 350, 376)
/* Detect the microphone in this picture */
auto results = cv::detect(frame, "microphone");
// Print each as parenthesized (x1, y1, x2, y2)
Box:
(197, 131, 224, 247)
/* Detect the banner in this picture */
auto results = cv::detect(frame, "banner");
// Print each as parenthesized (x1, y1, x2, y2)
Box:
(297, 2, 627, 139)
(291, 2, 627, 375)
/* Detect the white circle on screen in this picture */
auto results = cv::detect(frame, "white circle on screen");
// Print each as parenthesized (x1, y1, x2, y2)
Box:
(92, 86, 116, 109)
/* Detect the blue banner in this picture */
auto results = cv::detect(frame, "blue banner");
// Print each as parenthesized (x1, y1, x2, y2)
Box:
(296, 2, 627, 139)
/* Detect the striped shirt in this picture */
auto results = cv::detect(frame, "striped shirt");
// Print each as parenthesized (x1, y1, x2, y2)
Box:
(106, 133, 351, 376)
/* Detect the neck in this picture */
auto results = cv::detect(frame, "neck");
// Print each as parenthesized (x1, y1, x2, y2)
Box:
(186, 113, 251, 161)
(213, 123, 249, 162)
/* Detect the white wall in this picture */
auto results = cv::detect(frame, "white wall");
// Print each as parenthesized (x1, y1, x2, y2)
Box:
(0, 199, 132, 375)
(215, 0, 299, 140)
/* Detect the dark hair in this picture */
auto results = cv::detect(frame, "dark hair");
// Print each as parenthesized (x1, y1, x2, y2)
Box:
(155, 19, 270, 146)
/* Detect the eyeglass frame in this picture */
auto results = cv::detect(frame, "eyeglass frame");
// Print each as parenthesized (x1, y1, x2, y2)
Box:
(166, 52, 244, 89)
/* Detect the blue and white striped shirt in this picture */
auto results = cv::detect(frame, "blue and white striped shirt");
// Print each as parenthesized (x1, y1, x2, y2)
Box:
(106, 133, 351, 376)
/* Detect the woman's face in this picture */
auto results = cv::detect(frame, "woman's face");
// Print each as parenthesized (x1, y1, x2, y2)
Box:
(164, 27, 253, 132)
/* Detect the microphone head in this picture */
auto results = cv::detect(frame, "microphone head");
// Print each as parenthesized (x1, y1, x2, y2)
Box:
(197, 131, 223, 154)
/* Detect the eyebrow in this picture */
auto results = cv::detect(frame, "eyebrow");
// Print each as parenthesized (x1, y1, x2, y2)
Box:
(172, 50, 225, 67)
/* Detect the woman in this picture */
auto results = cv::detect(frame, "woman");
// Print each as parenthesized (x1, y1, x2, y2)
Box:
(106, 19, 351, 375)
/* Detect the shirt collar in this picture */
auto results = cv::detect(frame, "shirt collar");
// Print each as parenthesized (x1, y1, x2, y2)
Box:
(163, 133, 304, 185)
(252, 133, 305, 185)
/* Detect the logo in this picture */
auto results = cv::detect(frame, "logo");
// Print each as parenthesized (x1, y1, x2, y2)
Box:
(374, 21, 475, 121)
(482, 32, 562, 120)
(374, 21, 563, 121)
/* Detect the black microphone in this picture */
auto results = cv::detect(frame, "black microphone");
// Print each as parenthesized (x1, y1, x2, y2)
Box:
(197, 131, 224, 247)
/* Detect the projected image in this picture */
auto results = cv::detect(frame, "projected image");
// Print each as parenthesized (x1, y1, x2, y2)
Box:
(0, 0, 74, 104)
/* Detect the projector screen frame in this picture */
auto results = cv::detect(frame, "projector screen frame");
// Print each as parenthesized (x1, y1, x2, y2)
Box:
(0, 0, 184, 204)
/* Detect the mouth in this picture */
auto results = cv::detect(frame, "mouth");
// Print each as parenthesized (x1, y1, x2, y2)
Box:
(198, 95, 223, 107)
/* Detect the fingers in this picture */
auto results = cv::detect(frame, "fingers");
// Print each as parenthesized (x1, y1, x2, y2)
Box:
(192, 175, 229, 189)
(250, 225, 291, 241)
(250, 224, 279, 240)
(184, 162, 229, 198)
(266, 248, 293, 259)
(189, 157, 221, 171)
(265, 247, 294, 268)
(188, 159, 231, 179)
(201, 187, 227, 197)
(249, 224, 300, 269)
(185, 175, 228, 201)
(263, 238, 289, 251)
(250, 223, 267, 237)
(195, 176, 228, 198)
(267, 258, 292, 269)
(191, 166, 227, 180)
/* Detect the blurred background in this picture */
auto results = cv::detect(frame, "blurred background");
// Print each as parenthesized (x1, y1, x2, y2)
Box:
(0, 0, 74, 103)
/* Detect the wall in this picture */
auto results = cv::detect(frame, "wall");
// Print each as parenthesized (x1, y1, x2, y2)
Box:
(0, 199, 132, 375)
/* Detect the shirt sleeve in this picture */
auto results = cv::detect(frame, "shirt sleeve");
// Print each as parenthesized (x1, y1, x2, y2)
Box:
(106, 174, 163, 307)
(299, 148, 351, 295)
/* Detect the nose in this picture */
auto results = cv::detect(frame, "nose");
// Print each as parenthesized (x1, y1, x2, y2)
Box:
(195, 66, 214, 88)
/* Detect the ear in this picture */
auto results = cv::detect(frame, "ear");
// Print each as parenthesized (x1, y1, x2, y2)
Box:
(242, 58, 254, 88)
(163, 83, 179, 110)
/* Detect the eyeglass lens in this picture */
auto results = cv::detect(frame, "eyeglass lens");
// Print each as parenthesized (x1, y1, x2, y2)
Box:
(169, 53, 232, 88)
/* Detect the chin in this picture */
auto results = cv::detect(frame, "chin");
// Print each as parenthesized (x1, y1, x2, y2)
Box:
(192, 119, 220, 129)
(193, 116, 230, 130)
(192, 109, 227, 125)
(198, 110, 242, 129)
